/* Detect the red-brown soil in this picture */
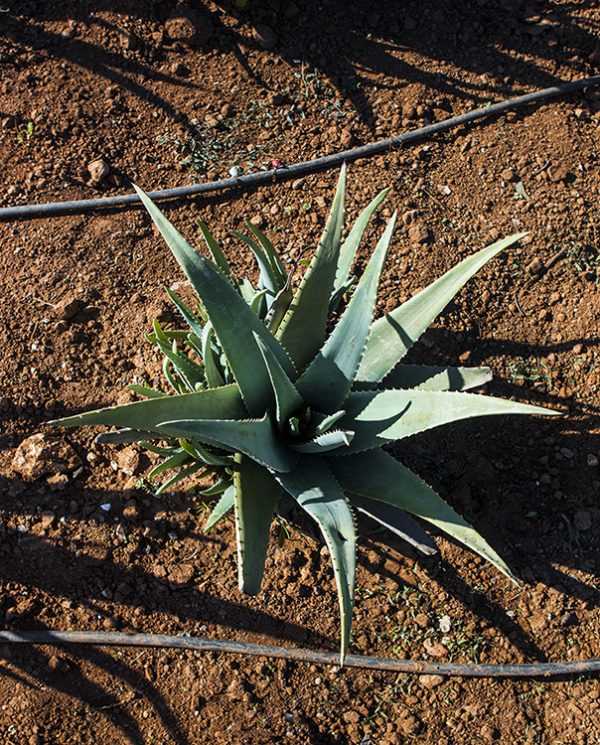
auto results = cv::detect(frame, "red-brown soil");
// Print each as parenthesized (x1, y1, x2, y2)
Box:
(1, 1, 600, 743)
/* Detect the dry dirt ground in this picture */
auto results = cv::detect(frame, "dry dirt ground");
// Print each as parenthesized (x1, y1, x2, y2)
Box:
(1, 1, 600, 743)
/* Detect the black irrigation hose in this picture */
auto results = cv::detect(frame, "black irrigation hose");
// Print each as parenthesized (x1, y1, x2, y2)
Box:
(1, 630, 599, 678)
(3, 80, 600, 680)
(2, 76, 600, 221)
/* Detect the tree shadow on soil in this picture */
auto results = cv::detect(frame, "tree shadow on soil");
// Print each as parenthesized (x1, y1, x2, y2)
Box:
(6, 0, 600, 129)
(2, 322, 600, 733)
(0, 632, 184, 745)
(0, 483, 333, 743)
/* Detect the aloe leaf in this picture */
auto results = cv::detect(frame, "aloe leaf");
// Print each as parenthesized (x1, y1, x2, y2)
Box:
(332, 450, 516, 580)
(276, 165, 346, 370)
(234, 456, 281, 594)
(153, 318, 169, 344)
(197, 219, 232, 278)
(201, 323, 225, 388)
(134, 185, 295, 415)
(313, 410, 346, 435)
(349, 493, 437, 556)
(246, 222, 287, 282)
(166, 288, 204, 337)
(204, 484, 235, 531)
(276, 457, 356, 664)
(156, 415, 297, 473)
(357, 233, 527, 383)
(156, 339, 205, 391)
(290, 429, 354, 454)
(332, 389, 559, 454)
(253, 332, 304, 427)
(50, 384, 246, 432)
(148, 450, 190, 480)
(234, 229, 285, 302)
(181, 439, 232, 466)
(147, 330, 190, 343)
(140, 441, 181, 456)
(329, 276, 354, 313)
(250, 289, 269, 317)
(155, 461, 204, 495)
(238, 277, 257, 305)
(333, 187, 390, 298)
(128, 384, 166, 399)
(373, 364, 493, 392)
(297, 213, 396, 411)
(199, 478, 230, 497)
(266, 282, 294, 334)
(163, 357, 185, 394)
(95, 428, 150, 445)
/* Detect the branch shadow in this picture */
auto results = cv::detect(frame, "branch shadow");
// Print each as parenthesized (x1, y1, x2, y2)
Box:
(0, 476, 334, 741)
(6, 0, 599, 128)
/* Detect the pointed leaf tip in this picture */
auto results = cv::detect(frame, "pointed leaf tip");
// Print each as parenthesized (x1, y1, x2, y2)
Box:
(276, 166, 347, 370)
(297, 212, 397, 411)
(358, 232, 527, 383)
(133, 185, 295, 415)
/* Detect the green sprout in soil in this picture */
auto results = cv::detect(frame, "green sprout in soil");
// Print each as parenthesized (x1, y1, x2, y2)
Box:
(508, 357, 551, 388)
(567, 241, 600, 286)
(16, 120, 34, 144)
(50, 166, 558, 663)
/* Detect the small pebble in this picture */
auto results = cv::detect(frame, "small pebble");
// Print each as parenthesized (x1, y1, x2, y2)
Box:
(87, 158, 110, 185)
(419, 674, 444, 689)
(438, 615, 452, 633)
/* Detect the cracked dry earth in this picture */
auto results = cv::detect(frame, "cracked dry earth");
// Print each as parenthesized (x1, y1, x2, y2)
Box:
(1, 1, 600, 743)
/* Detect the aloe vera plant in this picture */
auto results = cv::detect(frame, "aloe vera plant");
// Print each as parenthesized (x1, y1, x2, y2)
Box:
(51, 166, 558, 662)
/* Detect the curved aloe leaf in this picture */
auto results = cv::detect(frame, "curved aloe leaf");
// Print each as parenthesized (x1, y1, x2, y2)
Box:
(276, 457, 356, 664)
(313, 410, 346, 435)
(379, 364, 493, 391)
(156, 338, 205, 391)
(357, 233, 527, 383)
(50, 384, 246, 432)
(95, 428, 150, 445)
(253, 333, 304, 427)
(166, 288, 204, 338)
(234, 456, 281, 594)
(247, 222, 287, 283)
(156, 415, 297, 473)
(181, 439, 232, 466)
(197, 219, 232, 278)
(148, 450, 190, 480)
(290, 429, 354, 454)
(205, 484, 235, 531)
(333, 186, 390, 298)
(233, 230, 283, 303)
(333, 389, 559, 454)
(155, 461, 204, 495)
(199, 479, 230, 497)
(266, 282, 294, 334)
(297, 213, 396, 412)
(128, 384, 165, 399)
(277, 165, 346, 370)
(349, 493, 437, 556)
(201, 323, 225, 388)
(332, 450, 516, 580)
(134, 185, 295, 415)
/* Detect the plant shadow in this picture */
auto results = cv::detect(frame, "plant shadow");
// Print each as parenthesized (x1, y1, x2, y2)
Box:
(1, 316, 600, 735)
(6, 0, 599, 131)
